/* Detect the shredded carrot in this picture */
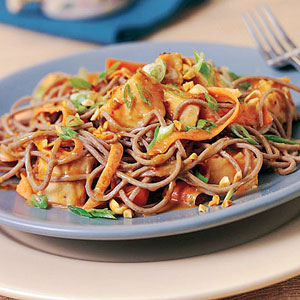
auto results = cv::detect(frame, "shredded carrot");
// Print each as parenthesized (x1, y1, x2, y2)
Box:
(149, 87, 241, 155)
(83, 142, 123, 209)
(106, 58, 145, 74)
(118, 185, 149, 207)
(87, 73, 100, 84)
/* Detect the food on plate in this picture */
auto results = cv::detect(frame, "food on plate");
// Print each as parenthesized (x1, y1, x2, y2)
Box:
(1, 50, 300, 219)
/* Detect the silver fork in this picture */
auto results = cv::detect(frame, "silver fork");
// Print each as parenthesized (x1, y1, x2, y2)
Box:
(243, 5, 300, 71)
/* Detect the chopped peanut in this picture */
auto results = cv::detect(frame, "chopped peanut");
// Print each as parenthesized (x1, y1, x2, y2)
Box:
(188, 153, 198, 161)
(183, 68, 196, 80)
(183, 81, 194, 92)
(222, 199, 233, 208)
(103, 121, 109, 131)
(123, 208, 134, 218)
(174, 120, 184, 131)
(219, 176, 230, 187)
(109, 199, 127, 215)
(55, 126, 62, 134)
(209, 195, 220, 206)
(189, 84, 207, 94)
(198, 204, 208, 213)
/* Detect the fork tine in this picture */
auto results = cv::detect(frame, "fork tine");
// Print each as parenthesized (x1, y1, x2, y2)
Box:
(262, 5, 298, 49)
(242, 13, 272, 61)
(256, 8, 286, 53)
(249, 11, 280, 57)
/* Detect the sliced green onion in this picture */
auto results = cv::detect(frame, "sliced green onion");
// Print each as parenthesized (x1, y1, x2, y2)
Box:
(193, 50, 205, 72)
(135, 83, 152, 107)
(163, 84, 185, 97)
(68, 205, 93, 218)
(205, 92, 219, 112)
(195, 170, 209, 183)
(90, 101, 107, 110)
(149, 126, 159, 149)
(143, 59, 166, 82)
(69, 78, 91, 89)
(231, 124, 259, 145)
(98, 61, 121, 82)
(123, 83, 133, 108)
(33, 86, 45, 99)
(223, 188, 234, 202)
(86, 208, 117, 219)
(200, 62, 212, 82)
(58, 126, 79, 140)
(263, 134, 300, 145)
(71, 99, 88, 113)
(66, 115, 84, 127)
(68, 206, 116, 219)
(157, 123, 174, 141)
(184, 119, 217, 132)
(31, 194, 48, 209)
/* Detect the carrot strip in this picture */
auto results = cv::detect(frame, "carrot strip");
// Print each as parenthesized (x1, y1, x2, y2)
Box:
(149, 88, 241, 155)
(83, 142, 123, 209)
(106, 58, 145, 74)
(16, 173, 33, 200)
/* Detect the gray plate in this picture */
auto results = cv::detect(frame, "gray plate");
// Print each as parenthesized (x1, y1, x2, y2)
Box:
(0, 41, 300, 240)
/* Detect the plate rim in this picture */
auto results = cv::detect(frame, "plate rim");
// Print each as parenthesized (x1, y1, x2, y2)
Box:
(1, 40, 300, 240)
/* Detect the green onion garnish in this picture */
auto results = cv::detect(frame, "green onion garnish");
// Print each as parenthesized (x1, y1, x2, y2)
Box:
(193, 50, 205, 72)
(68, 205, 116, 219)
(58, 126, 79, 140)
(195, 170, 209, 183)
(163, 84, 185, 97)
(231, 124, 259, 145)
(150, 59, 167, 82)
(66, 115, 84, 127)
(98, 61, 121, 83)
(263, 135, 300, 145)
(205, 92, 219, 112)
(135, 83, 152, 107)
(123, 83, 133, 109)
(149, 127, 159, 149)
(184, 119, 217, 132)
(31, 194, 48, 209)
(223, 188, 234, 202)
(90, 101, 107, 110)
(69, 78, 91, 90)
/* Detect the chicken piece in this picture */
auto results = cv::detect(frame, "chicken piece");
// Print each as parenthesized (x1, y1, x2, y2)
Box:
(18, 156, 96, 206)
(163, 90, 200, 127)
(206, 150, 258, 194)
(100, 71, 165, 129)
(251, 77, 296, 123)
(158, 53, 183, 85)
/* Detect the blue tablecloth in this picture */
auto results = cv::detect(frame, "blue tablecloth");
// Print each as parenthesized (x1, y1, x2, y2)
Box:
(0, 0, 206, 44)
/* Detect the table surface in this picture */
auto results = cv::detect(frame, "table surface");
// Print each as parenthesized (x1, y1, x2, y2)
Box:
(0, 0, 300, 299)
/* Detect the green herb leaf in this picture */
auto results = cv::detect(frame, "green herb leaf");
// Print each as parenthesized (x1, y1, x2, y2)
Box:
(228, 71, 251, 90)
(31, 194, 48, 209)
(163, 84, 185, 97)
(86, 208, 117, 220)
(69, 78, 91, 89)
(193, 50, 205, 72)
(99, 61, 121, 82)
(264, 135, 300, 145)
(135, 83, 152, 107)
(195, 170, 209, 183)
(66, 115, 84, 127)
(200, 62, 211, 82)
(58, 126, 79, 140)
(205, 92, 219, 112)
(231, 124, 259, 145)
(68, 205, 93, 218)
(123, 83, 133, 109)
(149, 126, 160, 149)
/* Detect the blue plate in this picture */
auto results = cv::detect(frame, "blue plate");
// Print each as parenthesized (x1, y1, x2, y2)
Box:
(0, 41, 300, 240)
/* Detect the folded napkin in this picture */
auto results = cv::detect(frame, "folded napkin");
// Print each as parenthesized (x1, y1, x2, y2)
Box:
(0, 0, 205, 44)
